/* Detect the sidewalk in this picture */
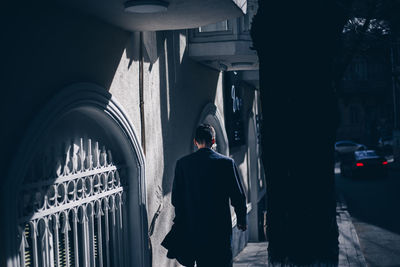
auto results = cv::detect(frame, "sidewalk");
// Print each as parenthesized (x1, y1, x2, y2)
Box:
(233, 204, 366, 267)
(233, 242, 268, 267)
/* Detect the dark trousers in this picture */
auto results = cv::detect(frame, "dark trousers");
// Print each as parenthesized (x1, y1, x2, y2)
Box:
(194, 246, 233, 267)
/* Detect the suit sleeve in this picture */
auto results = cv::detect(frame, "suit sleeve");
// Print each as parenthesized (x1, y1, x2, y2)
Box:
(229, 160, 247, 227)
(171, 160, 183, 222)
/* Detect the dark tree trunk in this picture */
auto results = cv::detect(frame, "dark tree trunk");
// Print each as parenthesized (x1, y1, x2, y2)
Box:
(251, 1, 347, 264)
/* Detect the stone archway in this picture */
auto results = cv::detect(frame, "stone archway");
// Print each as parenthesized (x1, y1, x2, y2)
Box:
(2, 84, 149, 267)
(193, 103, 229, 155)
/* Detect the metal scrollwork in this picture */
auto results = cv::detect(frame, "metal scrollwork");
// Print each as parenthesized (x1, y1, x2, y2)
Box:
(18, 138, 128, 267)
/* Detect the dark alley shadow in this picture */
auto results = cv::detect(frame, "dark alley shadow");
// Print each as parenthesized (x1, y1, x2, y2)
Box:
(335, 170, 400, 235)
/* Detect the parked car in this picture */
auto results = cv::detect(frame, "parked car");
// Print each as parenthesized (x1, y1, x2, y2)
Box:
(335, 141, 366, 154)
(340, 150, 388, 178)
(335, 141, 367, 162)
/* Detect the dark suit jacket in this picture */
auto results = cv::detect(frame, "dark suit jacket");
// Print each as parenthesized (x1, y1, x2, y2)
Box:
(162, 148, 247, 265)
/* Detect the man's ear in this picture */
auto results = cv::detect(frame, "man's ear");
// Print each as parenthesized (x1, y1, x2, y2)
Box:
(194, 139, 198, 146)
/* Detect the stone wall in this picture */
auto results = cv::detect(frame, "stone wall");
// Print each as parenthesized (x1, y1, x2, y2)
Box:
(1, 2, 261, 266)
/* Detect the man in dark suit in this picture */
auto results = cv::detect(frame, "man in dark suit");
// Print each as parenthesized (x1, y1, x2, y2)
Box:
(164, 124, 247, 267)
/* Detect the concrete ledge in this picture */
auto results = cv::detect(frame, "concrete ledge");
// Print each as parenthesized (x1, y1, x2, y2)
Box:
(337, 199, 367, 267)
(60, 0, 246, 31)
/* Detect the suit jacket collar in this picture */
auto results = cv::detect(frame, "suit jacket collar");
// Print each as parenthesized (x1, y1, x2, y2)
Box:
(197, 147, 215, 153)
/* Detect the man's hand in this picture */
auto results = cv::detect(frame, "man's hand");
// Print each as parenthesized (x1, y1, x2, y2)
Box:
(237, 224, 247, 231)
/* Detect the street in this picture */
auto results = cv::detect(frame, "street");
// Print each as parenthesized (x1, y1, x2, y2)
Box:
(336, 166, 400, 267)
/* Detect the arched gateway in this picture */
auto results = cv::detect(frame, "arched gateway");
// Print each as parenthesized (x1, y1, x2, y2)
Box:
(194, 103, 229, 155)
(2, 84, 149, 267)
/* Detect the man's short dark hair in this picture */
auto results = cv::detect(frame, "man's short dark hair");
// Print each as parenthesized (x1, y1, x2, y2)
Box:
(195, 124, 216, 147)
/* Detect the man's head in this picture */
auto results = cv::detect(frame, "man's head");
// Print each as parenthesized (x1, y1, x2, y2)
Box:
(194, 124, 216, 149)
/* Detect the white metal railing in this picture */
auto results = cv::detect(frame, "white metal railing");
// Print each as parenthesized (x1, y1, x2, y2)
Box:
(17, 138, 128, 267)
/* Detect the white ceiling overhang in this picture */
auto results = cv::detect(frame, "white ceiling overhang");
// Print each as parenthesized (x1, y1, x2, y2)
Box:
(189, 40, 258, 71)
(59, 0, 247, 31)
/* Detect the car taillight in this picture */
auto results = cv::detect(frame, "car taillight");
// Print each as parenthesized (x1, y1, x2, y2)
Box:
(382, 161, 388, 165)
(356, 162, 364, 167)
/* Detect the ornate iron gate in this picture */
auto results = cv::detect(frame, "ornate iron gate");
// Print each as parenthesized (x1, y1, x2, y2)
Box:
(18, 138, 128, 267)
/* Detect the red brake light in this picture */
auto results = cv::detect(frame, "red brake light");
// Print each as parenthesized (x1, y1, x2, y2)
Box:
(382, 161, 388, 165)
(356, 162, 364, 167)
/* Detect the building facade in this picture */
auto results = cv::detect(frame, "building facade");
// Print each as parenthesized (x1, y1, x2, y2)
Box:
(337, 33, 393, 146)
(1, 0, 264, 266)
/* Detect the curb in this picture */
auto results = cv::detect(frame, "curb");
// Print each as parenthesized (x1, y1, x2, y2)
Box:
(337, 196, 367, 267)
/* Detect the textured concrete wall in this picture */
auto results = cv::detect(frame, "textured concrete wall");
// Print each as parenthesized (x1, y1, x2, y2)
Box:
(1, 2, 130, 176)
(141, 30, 227, 267)
(2, 2, 261, 266)
(107, 29, 252, 266)
(1, 3, 132, 265)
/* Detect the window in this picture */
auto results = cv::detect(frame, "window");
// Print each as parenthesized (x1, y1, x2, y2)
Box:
(199, 20, 228, 32)
(355, 150, 378, 158)
(336, 142, 356, 147)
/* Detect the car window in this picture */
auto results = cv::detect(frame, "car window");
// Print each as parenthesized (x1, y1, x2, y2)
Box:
(336, 142, 356, 147)
(355, 150, 378, 158)
(365, 151, 377, 156)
